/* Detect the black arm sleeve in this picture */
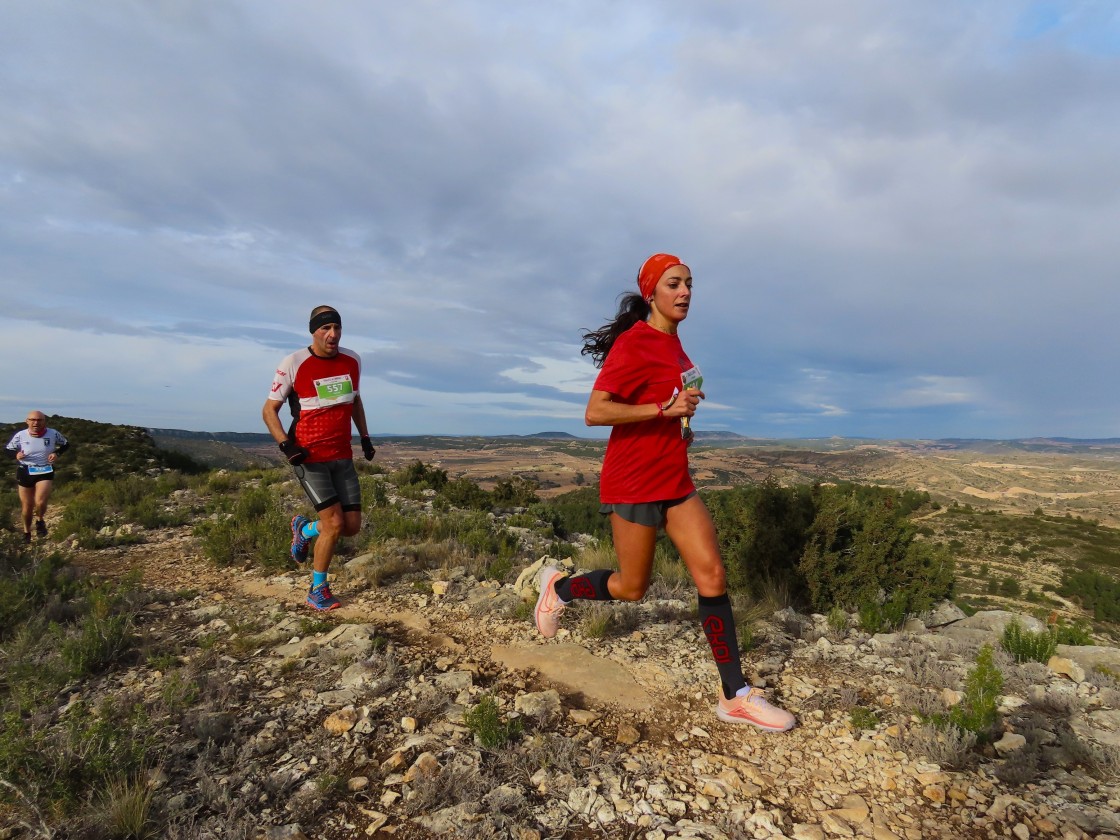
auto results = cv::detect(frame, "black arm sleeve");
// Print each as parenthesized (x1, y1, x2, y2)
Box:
(56, 441, 70, 455)
(3, 448, 17, 461)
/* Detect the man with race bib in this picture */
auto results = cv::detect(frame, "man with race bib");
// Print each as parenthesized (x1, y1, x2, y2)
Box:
(263, 306, 375, 611)
(5, 411, 69, 543)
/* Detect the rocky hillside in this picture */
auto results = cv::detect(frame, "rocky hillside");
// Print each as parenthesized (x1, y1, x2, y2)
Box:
(10, 481, 1119, 840)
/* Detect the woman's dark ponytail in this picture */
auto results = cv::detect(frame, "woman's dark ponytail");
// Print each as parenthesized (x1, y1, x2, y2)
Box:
(580, 292, 650, 367)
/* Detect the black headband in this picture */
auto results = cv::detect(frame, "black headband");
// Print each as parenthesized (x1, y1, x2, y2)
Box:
(309, 310, 341, 334)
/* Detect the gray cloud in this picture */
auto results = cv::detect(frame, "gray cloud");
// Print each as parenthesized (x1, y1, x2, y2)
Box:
(1, 1, 1118, 437)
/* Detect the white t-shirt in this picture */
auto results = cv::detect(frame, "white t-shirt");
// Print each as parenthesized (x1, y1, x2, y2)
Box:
(6, 428, 68, 470)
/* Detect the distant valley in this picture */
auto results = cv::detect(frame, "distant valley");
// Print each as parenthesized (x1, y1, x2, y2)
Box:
(151, 428, 1120, 526)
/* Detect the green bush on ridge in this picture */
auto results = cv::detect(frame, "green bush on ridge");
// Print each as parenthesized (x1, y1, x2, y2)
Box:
(194, 486, 290, 570)
(799, 485, 954, 615)
(923, 644, 1004, 742)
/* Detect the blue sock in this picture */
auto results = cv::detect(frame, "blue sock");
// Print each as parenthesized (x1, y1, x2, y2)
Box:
(301, 520, 320, 540)
(312, 571, 327, 589)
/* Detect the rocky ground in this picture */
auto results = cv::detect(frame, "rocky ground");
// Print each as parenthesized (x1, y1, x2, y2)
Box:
(22, 502, 1120, 840)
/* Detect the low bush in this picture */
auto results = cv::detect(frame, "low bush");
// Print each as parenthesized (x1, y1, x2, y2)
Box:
(1001, 620, 1057, 664)
(60, 612, 136, 679)
(899, 721, 977, 769)
(849, 707, 880, 730)
(1052, 620, 1093, 646)
(927, 644, 1003, 741)
(857, 590, 912, 633)
(463, 695, 522, 749)
(194, 486, 289, 570)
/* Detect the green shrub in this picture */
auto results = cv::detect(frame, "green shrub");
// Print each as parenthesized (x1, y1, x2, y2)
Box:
(391, 460, 448, 492)
(123, 496, 189, 530)
(61, 612, 136, 678)
(194, 486, 290, 569)
(362, 475, 389, 507)
(0, 701, 155, 813)
(534, 487, 609, 540)
(999, 576, 1022, 597)
(1000, 619, 1056, 664)
(491, 476, 539, 508)
(706, 478, 816, 601)
(850, 707, 880, 730)
(928, 644, 1002, 740)
(1053, 620, 1093, 646)
(857, 590, 911, 634)
(463, 695, 522, 748)
(159, 671, 200, 713)
(0, 548, 83, 638)
(481, 555, 514, 581)
(1060, 569, 1120, 622)
(800, 486, 954, 614)
(580, 603, 614, 639)
(737, 621, 754, 653)
(1000, 617, 1092, 664)
(439, 478, 493, 511)
(55, 495, 108, 536)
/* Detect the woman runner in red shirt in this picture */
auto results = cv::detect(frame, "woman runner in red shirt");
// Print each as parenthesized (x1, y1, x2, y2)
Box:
(534, 254, 795, 732)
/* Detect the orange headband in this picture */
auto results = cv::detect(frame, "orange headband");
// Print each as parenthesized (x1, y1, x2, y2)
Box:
(637, 253, 685, 299)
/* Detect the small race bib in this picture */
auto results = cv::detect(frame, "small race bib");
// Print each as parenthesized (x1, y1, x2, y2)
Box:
(313, 374, 355, 406)
(27, 464, 53, 476)
(681, 365, 703, 392)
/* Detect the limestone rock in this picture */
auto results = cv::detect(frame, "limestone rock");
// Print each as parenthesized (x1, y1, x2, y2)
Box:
(323, 706, 359, 735)
(616, 723, 641, 745)
(994, 732, 1027, 755)
(1048, 655, 1086, 683)
(515, 689, 561, 721)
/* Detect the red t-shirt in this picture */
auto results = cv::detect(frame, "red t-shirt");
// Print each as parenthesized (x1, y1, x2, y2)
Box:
(268, 347, 361, 463)
(593, 321, 696, 504)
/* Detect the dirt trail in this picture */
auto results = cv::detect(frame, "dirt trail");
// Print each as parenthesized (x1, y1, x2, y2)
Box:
(71, 524, 656, 712)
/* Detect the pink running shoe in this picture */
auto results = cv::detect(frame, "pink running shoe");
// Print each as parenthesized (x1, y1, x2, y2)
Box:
(533, 565, 568, 638)
(717, 687, 796, 732)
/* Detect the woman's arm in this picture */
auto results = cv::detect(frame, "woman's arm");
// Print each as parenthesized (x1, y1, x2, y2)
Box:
(584, 388, 702, 427)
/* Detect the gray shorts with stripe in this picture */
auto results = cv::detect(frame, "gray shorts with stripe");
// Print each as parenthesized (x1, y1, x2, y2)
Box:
(293, 459, 362, 512)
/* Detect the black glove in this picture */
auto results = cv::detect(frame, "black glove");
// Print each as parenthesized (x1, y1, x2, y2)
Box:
(279, 439, 310, 466)
(360, 436, 375, 461)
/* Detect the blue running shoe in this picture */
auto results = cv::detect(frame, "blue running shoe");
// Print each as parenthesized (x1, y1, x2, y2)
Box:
(306, 582, 340, 611)
(290, 515, 311, 564)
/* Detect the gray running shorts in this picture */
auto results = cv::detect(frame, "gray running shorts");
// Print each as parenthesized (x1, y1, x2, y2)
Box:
(599, 490, 697, 529)
(293, 459, 362, 512)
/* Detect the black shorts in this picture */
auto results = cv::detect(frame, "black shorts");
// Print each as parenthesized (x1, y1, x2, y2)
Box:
(16, 466, 55, 488)
(599, 490, 697, 529)
(293, 459, 361, 512)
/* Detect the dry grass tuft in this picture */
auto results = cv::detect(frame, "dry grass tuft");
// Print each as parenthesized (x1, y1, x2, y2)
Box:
(896, 721, 977, 770)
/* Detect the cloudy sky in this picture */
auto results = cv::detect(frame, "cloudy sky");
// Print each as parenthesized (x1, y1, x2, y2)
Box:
(2, 2, 1118, 440)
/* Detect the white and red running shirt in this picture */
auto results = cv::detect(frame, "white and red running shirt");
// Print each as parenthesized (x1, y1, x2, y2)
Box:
(267, 347, 361, 463)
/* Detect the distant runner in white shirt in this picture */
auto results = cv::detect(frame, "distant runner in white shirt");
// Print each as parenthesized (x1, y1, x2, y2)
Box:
(5, 410, 70, 543)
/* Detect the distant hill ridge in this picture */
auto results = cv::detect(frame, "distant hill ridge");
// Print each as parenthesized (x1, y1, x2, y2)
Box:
(146, 427, 1120, 450)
